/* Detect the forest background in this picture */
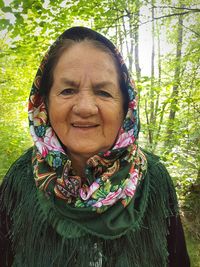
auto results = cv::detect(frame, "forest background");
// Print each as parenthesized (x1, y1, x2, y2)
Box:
(0, 0, 199, 265)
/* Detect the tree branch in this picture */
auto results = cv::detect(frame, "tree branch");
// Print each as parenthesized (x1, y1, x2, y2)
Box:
(95, 9, 198, 33)
(153, 5, 200, 12)
(180, 22, 200, 37)
(153, 11, 193, 20)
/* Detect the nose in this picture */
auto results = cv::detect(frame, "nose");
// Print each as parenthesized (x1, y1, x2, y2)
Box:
(72, 89, 98, 117)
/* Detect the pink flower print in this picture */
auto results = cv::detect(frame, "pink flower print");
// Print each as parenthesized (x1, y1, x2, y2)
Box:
(103, 151, 111, 157)
(114, 129, 135, 149)
(93, 188, 122, 208)
(123, 175, 138, 198)
(30, 125, 40, 143)
(80, 181, 100, 200)
(121, 168, 139, 198)
(130, 169, 139, 183)
(129, 100, 136, 110)
(44, 128, 64, 153)
(41, 145, 48, 157)
(30, 126, 64, 157)
(30, 125, 49, 157)
(119, 127, 125, 135)
(123, 186, 135, 197)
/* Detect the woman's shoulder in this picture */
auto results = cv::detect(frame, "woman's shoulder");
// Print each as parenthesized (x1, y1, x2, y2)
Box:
(11, 147, 33, 167)
(142, 149, 169, 175)
(1, 147, 33, 188)
(6, 147, 33, 172)
(0, 147, 34, 213)
(142, 148, 178, 208)
(142, 149, 177, 193)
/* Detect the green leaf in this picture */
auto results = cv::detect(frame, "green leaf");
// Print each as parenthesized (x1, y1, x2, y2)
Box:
(1, 6, 12, 12)
(0, 19, 10, 29)
(0, 0, 4, 8)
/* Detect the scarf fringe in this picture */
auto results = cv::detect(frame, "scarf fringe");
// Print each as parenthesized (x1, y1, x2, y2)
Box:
(0, 148, 178, 267)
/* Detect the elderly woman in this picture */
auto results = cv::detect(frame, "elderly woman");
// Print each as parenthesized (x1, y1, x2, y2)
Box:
(0, 27, 190, 267)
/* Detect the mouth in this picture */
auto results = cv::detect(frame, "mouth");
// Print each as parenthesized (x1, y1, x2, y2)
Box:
(71, 123, 100, 129)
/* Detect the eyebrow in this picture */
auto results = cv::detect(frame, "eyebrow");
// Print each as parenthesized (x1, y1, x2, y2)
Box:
(60, 78, 79, 88)
(60, 78, 116, 90)
(93, 81, 116, 91)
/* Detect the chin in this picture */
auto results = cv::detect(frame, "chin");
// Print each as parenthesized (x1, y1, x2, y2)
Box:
(67, 144, 110, 158)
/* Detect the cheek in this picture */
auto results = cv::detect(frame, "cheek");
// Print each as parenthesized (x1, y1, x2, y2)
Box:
(104, 105, 124, 134)
(49, 99, 68, 120)
(48, 105, 68, 134)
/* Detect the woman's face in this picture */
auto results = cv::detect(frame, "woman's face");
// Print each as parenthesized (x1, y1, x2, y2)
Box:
(48, 42, 124, 160)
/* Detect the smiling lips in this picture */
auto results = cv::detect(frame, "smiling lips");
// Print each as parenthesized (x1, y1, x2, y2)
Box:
(71, 122, 100, 128)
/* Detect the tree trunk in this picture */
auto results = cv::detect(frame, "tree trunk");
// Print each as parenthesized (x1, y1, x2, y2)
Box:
(154, 30, 161, 121)
(118, 23, 123, 53)
(148, 0, 155, 145)
(134, 0, 141, 82)
(129, 17, 134, 74)
(153, 20, 162, 151)
(134, 0, 141, 118)
(122, 16, 130, 66)
(165, 6, 184, 146)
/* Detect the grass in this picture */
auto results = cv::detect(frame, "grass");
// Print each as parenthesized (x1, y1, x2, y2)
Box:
(185, 229, 200, 267)
(181, 190, 200, 267)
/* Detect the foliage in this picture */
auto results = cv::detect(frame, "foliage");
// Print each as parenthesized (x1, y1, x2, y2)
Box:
(0, 39, 32, 177)
(185, 228, 200, 267)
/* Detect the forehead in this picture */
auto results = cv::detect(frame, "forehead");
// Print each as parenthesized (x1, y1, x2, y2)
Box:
(53, 42, 120, 82)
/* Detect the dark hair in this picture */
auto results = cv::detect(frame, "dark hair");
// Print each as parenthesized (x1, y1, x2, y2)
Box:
(40, 27, 129, 114)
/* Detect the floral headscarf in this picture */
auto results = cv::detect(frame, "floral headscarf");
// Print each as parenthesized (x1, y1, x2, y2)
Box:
(28, 27, 147, 216)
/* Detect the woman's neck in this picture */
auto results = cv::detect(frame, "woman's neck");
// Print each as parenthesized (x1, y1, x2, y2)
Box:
(68, 152, 88, 177)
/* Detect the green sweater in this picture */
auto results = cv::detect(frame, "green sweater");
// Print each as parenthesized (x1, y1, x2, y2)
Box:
(0, 148, 190, 267)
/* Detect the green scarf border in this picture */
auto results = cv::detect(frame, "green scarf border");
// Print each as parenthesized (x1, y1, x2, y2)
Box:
(1, 148, 178, 267)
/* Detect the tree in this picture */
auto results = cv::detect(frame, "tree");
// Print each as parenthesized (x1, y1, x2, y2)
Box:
(165, 4, 184, 147)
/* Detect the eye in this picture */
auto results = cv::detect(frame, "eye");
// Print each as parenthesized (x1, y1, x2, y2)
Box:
(60, 88, 76, 96)
(96, 90, 112, 98)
